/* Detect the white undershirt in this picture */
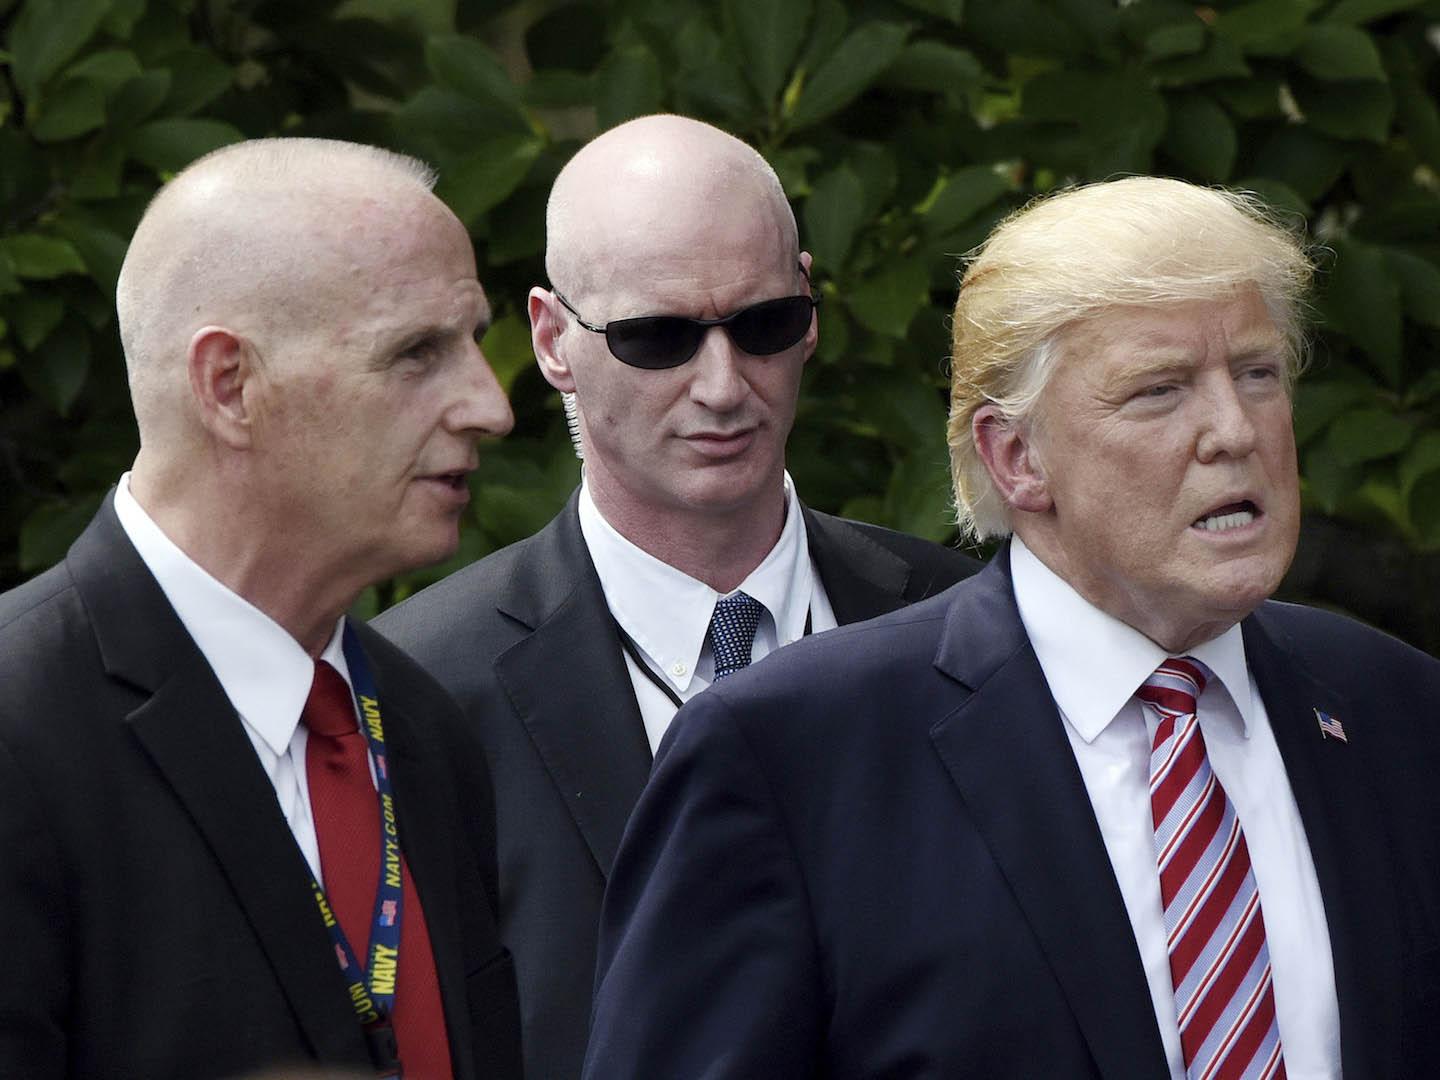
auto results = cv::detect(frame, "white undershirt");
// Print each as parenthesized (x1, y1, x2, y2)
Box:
(113, 472, 356, 885)
(578, 472, 837, 752)
(1010, 536, 1341, 1079)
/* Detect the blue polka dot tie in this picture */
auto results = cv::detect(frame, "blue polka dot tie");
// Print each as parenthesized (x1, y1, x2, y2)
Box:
(709, 591, 766, 682)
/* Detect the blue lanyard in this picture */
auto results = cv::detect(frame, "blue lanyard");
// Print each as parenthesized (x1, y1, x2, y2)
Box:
(308, 623, 406, 1077)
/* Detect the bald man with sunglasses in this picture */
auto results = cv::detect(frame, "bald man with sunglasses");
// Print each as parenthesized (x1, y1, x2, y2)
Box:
(375, 113, 978, 1079)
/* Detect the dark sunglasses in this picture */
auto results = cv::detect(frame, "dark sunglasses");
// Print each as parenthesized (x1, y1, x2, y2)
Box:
(551, 287, 820, 370)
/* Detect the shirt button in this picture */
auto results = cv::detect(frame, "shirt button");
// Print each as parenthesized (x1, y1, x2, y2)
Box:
(670, 661, 688, 677)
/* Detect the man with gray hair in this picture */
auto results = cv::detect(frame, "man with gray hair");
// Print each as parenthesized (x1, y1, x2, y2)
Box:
(0, 138, 521, 1078)
(584, 176, 1440, 1078)
(376, 113, 977, 1079)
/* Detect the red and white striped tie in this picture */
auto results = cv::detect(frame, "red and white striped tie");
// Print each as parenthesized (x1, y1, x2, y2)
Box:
(1141, 657, 1285, 1080)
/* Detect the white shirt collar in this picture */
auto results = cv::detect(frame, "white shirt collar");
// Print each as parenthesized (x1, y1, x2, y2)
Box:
(113, 473, 351, 753)
(577, 472, 815, 691)
(1009, 534, 1257, 743)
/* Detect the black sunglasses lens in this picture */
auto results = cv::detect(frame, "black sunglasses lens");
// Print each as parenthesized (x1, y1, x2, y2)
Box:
(606, 316, 705, 369)
(728, 297, 814, 355)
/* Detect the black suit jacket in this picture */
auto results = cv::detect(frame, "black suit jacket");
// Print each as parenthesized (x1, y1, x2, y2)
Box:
(374, 492, 980, 1079)
(0, 497, 522, 1080)
(585, 549, 1440, 1078)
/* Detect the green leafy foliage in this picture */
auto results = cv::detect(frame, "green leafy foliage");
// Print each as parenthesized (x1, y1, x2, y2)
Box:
(4, 0, 1440, 650)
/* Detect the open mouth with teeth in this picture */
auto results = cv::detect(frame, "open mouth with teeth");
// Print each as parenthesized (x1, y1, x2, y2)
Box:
(1193, 501, 1258, 532)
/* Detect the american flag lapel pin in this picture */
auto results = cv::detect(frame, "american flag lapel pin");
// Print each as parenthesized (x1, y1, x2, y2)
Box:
(1314, 708, 1348, 743)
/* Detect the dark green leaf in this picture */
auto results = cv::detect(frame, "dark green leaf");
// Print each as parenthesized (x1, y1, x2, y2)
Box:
(725, 0, 810, 106)
(107, 69, 171, 133)
(919, 166, 1010, 236)
(1293, 24, 1386, 81)
(1211, 0, 1315, 52)
(1384, 37, 1440, 174)
(804, 166, 866, 271)
(1408, 468, 1440, 546)
(1291, 380, 1369, 444)
(6, 0, 109, 99)
(848, 260, 929, 338)
(1249, 127, 1348, 201)
(882, 41, 984, 97)
(1161, 94, 1237, 182)
(595, 44, 665, 130)
(1325, 0, 1424, 22)
(793, 0, 849, 84)
(1399, 429, 1440, 493)
(1326, 406, 1414, 464)
(101, 0, 145, 37)
(128, 118, 245, 174)
(896, 0, 963, 23)
(1385, 249, 1440, 329)
(160, 49, 234, 118)
(1144, 22, 1206, 60)
(1321, 238, 1403, 385)
(437, 134, 543, 230)
(1213, 76, 1285, 119)
(480, 311, 537, 394)
(425, 34, 523, 109)
(1148, 34, 1251, 85)
(522, 71, 594, 109)
(1302, 441, 1363, 513)
(20, 316, 91, 415)
(883, 450, 954, 542)
(788, 22, 910, 130)
(19, 494, 103, 574)
(65, 50, 144, 93)
(52, 217, 128, 298)
(29, 78, 106, 142)
(9, 292, 64, 350)
(1290, 76, 1393, 142)
(0, 235, 86, 279)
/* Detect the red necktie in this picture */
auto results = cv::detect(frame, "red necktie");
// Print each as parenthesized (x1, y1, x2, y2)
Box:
(303, 660, 454, 1079)
(1141, 657, 1285, 1080)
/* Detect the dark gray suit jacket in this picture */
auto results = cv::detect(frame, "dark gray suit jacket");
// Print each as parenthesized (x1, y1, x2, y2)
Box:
(0, 496, 522, 1080)
(374, 491, 980, 1079)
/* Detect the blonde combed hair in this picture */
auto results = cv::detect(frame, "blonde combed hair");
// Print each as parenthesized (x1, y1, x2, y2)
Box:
(947, 176, 1314, 541)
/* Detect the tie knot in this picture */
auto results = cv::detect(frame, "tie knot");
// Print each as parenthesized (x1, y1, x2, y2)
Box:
(1136, 656, 1210, 719)
(710, 591, 766, 682)
(302, 660, 358, 738)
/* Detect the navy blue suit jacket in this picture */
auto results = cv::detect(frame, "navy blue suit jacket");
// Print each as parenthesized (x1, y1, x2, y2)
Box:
(585, 549, 1440, 1078)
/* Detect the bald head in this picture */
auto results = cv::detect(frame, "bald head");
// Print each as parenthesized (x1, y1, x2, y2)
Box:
(545, 115, 798, 299)
(116, 137, 441, 445)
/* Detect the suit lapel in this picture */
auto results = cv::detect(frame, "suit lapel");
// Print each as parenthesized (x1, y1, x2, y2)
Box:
(927, 554, 1169, 1079)
(1244, 609, 1402, 1078)
(493, 499, 652, 879)
(69, 501, 368, 1068)
(803, 506, 913, 625)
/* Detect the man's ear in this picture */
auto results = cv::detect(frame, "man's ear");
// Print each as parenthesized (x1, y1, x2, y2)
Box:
(529, 287, 577, 393)
(799, 250, 818, 361)
(972, 404, 1052, 515)
(187, 326, 256, 449)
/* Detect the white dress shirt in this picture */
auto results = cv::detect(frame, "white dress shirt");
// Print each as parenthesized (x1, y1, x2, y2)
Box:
(114, 472, 356, 885)
(1010, 536, 1341, 1079)
(578, 473, 837, 752)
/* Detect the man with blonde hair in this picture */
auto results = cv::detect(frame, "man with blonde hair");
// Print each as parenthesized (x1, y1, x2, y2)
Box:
(585, 176, 1440, 1078)
(0, 138, 521, 1078)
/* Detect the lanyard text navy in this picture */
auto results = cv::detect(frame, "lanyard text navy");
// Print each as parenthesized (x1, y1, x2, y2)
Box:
(308, 623, 405, 1073)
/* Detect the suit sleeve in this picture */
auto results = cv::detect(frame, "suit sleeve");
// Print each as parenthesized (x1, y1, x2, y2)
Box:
(0, 737, 68, 1077)
(583, 691, 824, 1079)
